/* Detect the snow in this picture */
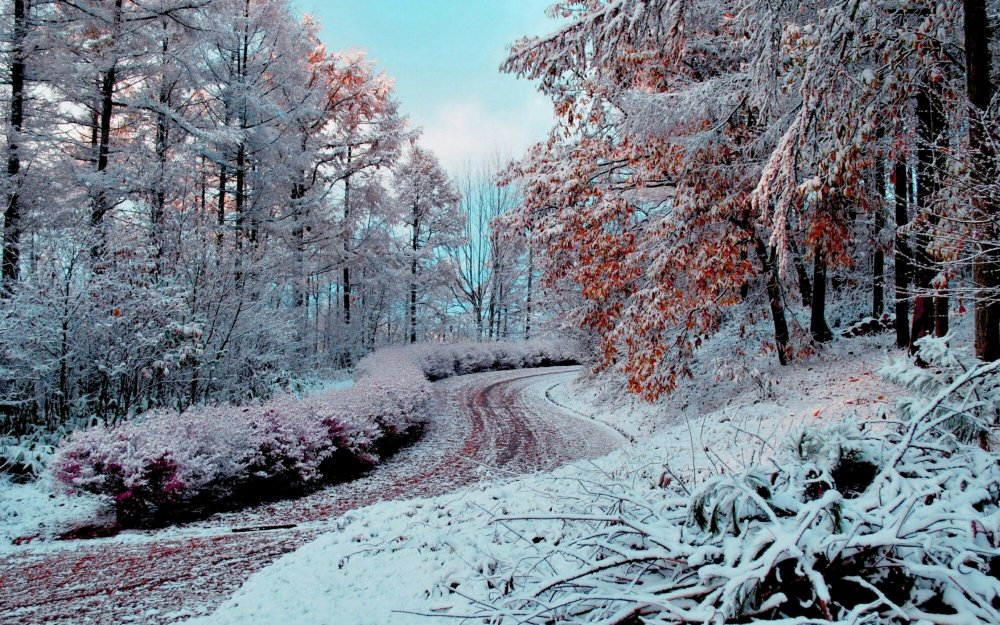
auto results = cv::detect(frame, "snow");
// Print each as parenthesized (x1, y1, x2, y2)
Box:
(188, 336, 902, 625)
(307, 373, 355, 394)
(0, 476, 107, 550)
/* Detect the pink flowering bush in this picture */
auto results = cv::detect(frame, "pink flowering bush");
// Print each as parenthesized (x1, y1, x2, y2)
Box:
(49, 340, 579, 523)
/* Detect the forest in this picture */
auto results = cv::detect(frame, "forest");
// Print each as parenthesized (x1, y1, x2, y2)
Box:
(3, 1, 1000, 624)
(0, 0, 539, 446)
(499, 0, 1000, 399)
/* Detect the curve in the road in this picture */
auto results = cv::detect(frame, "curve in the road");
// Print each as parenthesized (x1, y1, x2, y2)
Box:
(0, 366, 623, 625)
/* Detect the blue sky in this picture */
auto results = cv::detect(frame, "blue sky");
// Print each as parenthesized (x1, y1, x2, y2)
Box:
(292, 0, 557, 175)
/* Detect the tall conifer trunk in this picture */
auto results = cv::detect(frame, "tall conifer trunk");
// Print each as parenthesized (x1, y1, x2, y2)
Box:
(92, 0, 124, 230)
(343, 147, 352, 326)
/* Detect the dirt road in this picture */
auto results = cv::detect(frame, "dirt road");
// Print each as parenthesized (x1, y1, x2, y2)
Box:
(0, 367, 622, 624)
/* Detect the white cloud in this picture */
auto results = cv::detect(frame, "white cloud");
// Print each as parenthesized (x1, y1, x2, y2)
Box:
(418, 95, 553, 175)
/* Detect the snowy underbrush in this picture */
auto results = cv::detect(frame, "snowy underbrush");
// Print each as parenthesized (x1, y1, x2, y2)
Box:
(1, 426, 67, 479)
(466, 336, 1000, 624)
(47, 340, 578, 525)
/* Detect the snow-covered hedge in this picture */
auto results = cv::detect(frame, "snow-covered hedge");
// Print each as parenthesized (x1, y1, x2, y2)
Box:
(49, 340, 579, 522)
(357, 339, 579, 382)
(472, 336, 1000, 624)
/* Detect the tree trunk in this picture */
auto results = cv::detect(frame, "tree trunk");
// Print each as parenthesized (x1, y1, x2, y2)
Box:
(810, 245, 833, 342)
(787, 238, 812, 307)
(234, 0, 249, 263)
(343, 147, 352, 325)
(216, 162, 227, 244)
(291, 181, 306, 353)
(410, 206, 419, 344)
(753, 236, 791, 365)
(966, 0, 1000, 361)
(153, 33, 170, 230)
(235, 143, 245, 240)
(91, 0, 124, 229)
(911, 83, 946, 349)
(934, 287, 949, 336)
(151, 25, 171, 275)
(200, 155, 207, 213)
(525, 242, 534, 339)
(409, 260, 417, 344)
(893, 159, 911, 349)
(2, 0, 26, 293)
(872, 158, 885, 318)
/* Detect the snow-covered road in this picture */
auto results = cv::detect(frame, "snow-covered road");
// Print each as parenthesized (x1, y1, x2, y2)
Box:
(0, 366, 623, 625)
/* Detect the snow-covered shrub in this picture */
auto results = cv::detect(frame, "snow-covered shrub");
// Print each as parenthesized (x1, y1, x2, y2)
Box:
(361, 339, 579, 381)
(52, 406, 259, 520)
(472, 337, 1000, 624)
(50, 393, 372, 521)
(50, 340, 579, 522)
(1, 426, 62, 480)
(244, 398, 338, 484)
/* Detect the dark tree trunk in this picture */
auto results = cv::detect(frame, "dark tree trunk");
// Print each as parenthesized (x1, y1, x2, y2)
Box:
(525, 242, 533, 339)
(216, 162, 227, 243)
(153, 38, 170, 229)
(2, 0, 27, 293)
(753, 236, 791, 365)
(966, 0, 1000, 361)
(410, 207, 419, 344)
(934, 288, 949, 336)
(872, 158, 885, 318)
(291, 182, 306, 349)
(235, 144, 245, 240)
(151, 26, 171, 275)
(810, 245, 833, 343)
(786, 236, 812, 306)
(343, 147, 352, 325)
(894, 159, 911, 349)
(409, 260, 417, 344)
(200, 155, 207, 213)
(234, 0, 249, 262)
(92, 0, 124, 229)
(911, 82, 947, 350)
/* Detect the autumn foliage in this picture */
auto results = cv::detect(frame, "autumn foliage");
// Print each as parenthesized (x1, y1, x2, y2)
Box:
(500, 0, 1000, 397)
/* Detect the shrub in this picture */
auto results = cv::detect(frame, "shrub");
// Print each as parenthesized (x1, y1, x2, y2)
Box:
(1, 426, 63, 480)
(49, 340, 580, 523)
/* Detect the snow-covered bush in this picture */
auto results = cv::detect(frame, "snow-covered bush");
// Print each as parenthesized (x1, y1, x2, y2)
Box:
(1, 426, 63, 480)
(362, 339, 579, 381)
(472, 336, 1000, 623)
(49, 340, 579, 522)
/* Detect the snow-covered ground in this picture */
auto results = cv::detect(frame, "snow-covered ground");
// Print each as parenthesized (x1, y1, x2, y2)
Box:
(0, 475, 108, 548)
(189, 335, 902, 624)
